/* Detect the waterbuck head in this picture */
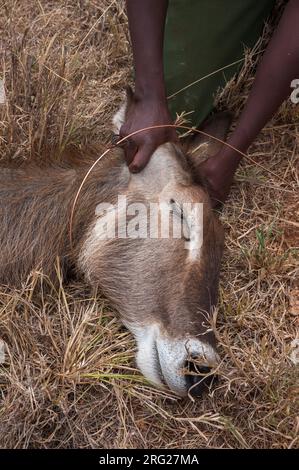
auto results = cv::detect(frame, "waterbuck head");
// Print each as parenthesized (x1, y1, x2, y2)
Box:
(79, 93, 230, 397)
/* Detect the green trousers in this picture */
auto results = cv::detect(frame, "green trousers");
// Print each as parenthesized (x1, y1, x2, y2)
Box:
(164, 0, 276, 127)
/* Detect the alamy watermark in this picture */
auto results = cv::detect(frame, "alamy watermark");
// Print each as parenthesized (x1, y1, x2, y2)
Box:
(290, 339, 299, 365)
(290, 79, 299, 104)
(94, 196, 203, 251)
(0, 339, 5, 364)
(0, 79, 5, 104)
(0, 77, 298, 105)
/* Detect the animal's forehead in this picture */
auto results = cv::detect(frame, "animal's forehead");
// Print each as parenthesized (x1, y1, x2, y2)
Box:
(161, 182, 208, 204)
(129, 143, 190, 193)
(129, 142, 208, 203)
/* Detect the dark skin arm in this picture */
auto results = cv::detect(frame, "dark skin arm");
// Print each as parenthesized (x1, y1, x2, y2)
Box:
(120, 0, 176, 172)
(199, 0, 299, 204)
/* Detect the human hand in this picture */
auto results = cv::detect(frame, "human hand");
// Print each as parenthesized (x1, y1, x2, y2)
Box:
(198, 152, 238, 207)
(119, 94, 177, 173)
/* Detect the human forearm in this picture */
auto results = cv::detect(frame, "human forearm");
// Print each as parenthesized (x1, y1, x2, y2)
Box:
(199, 0, 299, 205)
(225, 0, 299, 160)
(126, 0, 168, 100)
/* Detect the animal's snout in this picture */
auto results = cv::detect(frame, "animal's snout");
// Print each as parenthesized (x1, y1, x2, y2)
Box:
(184, 361, 216, 397)
(133, 325, 219, 397)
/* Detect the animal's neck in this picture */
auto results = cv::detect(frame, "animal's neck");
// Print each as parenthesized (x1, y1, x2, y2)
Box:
(0, 146, 128, 285)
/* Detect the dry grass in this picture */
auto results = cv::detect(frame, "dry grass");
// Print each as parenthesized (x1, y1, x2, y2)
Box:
(0, 0, 298, 449)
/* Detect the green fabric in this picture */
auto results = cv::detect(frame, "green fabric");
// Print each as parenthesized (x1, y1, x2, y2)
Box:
(164, 0, 276, 127)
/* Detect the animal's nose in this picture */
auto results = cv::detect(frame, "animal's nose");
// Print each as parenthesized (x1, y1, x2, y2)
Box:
(135, 331, 219, 396)
(184, 361, 216, 397)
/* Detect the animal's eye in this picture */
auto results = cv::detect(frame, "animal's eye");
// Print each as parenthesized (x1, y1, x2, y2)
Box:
(169, 199, 183, 220)
(169, 199, 190, 242)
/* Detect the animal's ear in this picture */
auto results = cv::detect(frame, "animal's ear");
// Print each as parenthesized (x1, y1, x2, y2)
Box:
(184, 112, 232, 175)
(112, 86, 134, 134)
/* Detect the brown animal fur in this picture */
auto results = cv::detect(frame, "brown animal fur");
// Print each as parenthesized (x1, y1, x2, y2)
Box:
(0, 146, 126, 285)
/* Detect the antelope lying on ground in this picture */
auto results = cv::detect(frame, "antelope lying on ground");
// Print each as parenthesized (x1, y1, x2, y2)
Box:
(0, 94, 230, 397)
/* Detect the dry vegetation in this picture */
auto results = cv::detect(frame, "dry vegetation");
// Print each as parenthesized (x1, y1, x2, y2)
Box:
(0, 0, 298, 449)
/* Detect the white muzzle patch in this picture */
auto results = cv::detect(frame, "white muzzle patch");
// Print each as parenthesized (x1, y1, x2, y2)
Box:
(128, 323, 219, 396)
